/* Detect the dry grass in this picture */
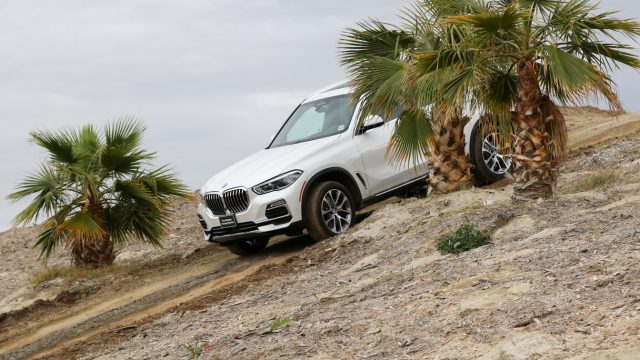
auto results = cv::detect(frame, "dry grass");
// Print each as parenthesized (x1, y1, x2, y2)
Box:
(31, 263, 144, 287)
(571, 170, 619, 193)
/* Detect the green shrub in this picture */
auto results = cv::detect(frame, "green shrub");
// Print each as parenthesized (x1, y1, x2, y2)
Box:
(437, 220, 490, 254)
(184, 340, 213, 359)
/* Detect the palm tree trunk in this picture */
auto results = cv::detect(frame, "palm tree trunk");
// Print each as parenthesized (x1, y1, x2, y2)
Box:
(512, 60, 565, 201)
(429, 114, 473, 194)
(71, 199, 115, 267)
(71, 234, 115, 267)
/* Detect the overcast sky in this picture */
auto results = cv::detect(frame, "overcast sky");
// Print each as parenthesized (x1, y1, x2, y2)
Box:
(1, 0, 639, 231)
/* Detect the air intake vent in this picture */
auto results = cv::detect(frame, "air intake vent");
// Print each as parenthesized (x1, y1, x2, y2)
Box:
(266, 206, 289, 219)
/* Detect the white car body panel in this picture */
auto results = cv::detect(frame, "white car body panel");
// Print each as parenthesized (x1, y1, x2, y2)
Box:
(354, 119, 424, 195)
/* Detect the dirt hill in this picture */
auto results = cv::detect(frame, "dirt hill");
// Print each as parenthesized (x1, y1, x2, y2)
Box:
(1, 107, 640, 360)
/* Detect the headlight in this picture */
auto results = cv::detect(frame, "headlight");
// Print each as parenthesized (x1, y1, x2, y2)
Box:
(252, 170, 303, 195)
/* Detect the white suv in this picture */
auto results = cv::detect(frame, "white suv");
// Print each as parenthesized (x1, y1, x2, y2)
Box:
(197, 81, 511, 255)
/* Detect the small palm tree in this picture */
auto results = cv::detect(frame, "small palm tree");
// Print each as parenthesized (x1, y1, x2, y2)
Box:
(339, 15, 474, 194)
(8, 118, 190, 267)
(415, 0, 640, 200)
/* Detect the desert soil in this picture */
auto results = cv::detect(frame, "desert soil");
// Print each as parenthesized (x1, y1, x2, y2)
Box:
(1, 107, 640, 360)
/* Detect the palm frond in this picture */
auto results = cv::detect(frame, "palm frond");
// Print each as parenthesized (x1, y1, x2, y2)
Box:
(349, 56, 407, 124)
(59, 210, 106, 242)
(386, 108, 434, 167)
(114, 178, 157, 204)
(59, 163, 101, 202)
(544, 0, 640, 42)
(448, 3, 527, 42)
(398, 2, 445, 52)
(560, 41, 640, 71)
(34, 216, 69, 260)
(100, 147, 156, 176)
(541, 45, 622, 110)
(107, 201, 171, 247)
(497, 0, 558, 14)
(75, 124, 102, 159)
(137, 166, 191, 200)
(100, 117, 156, 176)
(419, 0, 491, 18)
(339, 19, 415, 68)
(413, 47, 472, 73)
(104, 116, 146, 150)
(108, 171, 186, 245)
(476, 67, 518, 116)
(8, 164, 70, 226)
(30, 128, 78, 165)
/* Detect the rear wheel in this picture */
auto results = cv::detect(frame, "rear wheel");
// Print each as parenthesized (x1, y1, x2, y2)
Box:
(470, 121, 513, 185)
(304, 181, 355, 242)
(224, 237, 269, 256)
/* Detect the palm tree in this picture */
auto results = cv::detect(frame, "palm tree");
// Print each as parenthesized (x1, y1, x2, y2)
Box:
(8, 118, 190, 267)
(416, 0, 640, 200)
(339, 16, 474, 194)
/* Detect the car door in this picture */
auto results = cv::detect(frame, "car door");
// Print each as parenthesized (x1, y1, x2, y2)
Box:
(353, 114, 426, 196)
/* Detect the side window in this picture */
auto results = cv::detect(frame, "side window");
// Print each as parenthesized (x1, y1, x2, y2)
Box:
(357, 106, 403, 134)
(286, 108, 325, 142)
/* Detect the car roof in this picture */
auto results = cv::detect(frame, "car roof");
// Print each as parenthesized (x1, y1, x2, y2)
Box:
(302, 80, 354, 103)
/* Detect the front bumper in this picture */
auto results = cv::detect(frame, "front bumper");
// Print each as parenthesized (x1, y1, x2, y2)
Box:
(198, 215, 304, 244)
(196, 184, 305, 244)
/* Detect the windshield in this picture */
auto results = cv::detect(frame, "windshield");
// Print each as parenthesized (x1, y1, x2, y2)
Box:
(270, 95, 356, 148)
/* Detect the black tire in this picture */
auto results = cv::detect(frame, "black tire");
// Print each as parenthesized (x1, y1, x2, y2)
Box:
(469, 121, 511, 186)
(224, 237, 269, 256)
(304, 181, 355, 242)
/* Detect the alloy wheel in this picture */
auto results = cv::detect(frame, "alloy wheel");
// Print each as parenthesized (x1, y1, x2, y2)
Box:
(320, 189, 352, 234)
(482, 133, 513, 175)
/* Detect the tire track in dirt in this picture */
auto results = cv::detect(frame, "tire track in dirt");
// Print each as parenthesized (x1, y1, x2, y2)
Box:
(0, 244, 294, 360)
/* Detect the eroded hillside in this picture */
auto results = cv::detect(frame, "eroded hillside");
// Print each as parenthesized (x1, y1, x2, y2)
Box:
(1, 107, 640, 360)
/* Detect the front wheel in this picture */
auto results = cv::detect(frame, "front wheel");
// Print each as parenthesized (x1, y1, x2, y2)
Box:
(469, 121, 513, 185)
(224, 237, 269, 256)
(304, 181, 355, 242)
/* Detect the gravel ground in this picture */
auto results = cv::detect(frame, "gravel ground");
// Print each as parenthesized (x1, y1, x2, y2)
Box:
(62, 131, 640, 359)
(2, 107, 640, 360)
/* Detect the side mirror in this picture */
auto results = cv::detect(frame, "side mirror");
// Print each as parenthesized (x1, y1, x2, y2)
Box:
(359, 115, 385, 134)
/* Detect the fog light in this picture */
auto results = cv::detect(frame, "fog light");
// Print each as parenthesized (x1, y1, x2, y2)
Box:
(267, 199, 286, 210)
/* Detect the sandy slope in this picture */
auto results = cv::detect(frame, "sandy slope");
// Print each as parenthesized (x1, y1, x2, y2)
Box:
(1, 107, 640, 360)
(562, 107, 640, 149)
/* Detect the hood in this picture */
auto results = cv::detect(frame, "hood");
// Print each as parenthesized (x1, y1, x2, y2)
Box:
(201, 134, 342, 193)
